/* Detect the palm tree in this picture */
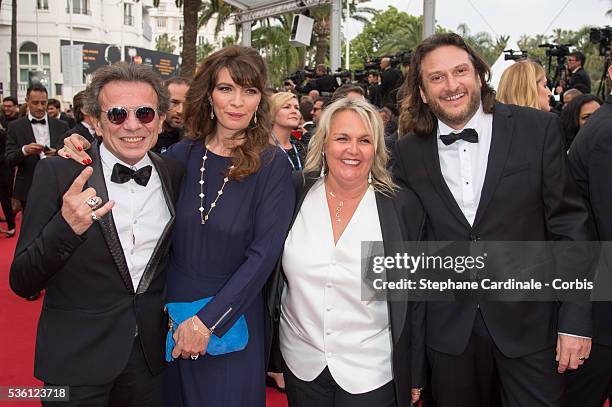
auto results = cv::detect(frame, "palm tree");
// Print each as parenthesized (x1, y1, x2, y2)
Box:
(198, 0, 236, 40)
(311, 0, 376, 65)
(153, 0, 201, 78)
(252, 14, 302, 86)
(10, 0, 17, 97)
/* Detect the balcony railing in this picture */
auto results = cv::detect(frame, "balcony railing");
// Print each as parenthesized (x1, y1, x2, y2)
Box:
(65, 7, 91, 15)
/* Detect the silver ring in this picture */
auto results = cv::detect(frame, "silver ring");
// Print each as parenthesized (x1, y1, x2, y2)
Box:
(91, 211, 99, 222)
(578, 356, 586, 360)
(86, 196, 102, 210)
(190, 354, 199, 360)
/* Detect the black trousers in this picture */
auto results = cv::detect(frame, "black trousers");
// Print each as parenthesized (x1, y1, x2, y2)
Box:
(428, 310, 564, 407)
(0, 166, 15, 230)
(43, 337, 163, 407)
(565, 343, 612, 407)
(282, 360, 396, 407)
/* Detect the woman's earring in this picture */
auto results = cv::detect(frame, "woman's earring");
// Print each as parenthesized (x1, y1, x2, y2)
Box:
(368, 171, 373, 185)
(209, 97, 215, 120)
(253, 110, 258, 124)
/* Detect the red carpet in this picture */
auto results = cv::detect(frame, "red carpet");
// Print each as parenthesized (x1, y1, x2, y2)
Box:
(0, 212, 287, 406)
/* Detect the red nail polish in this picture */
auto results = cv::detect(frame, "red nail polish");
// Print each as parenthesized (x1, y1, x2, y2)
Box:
(66, 154, 71, 158)
(82, 159, 88, 164)
(77, 146, 83, 151)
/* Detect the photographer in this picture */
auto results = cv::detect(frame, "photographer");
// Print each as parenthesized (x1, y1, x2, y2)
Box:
(557, 51, 592, 94)
(366, 71, 383, 108)
(379, 57, 403, 109)
(289, 64, 338, 95)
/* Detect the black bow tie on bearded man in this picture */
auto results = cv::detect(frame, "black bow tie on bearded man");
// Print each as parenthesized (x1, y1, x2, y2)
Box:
(440, 128, 479, 146)
(30, 118, 46, 125)
(111, 163, 152, 187)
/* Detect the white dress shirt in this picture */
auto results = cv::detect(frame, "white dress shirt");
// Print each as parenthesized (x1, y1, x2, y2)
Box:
(437, 104, 493, 225)
(280, 179, 393, 394)
(99, 144, 170, 291)
(23, 113, 51, 158)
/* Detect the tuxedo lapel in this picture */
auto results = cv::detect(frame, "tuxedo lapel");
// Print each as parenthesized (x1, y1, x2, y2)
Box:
(472, 104, 514, 228)
(87, 141, 135, 294)
(421, 132, 471, 229)
(136, 152, 175, 294)
(376, 192, 407, 344)
(20, 119, 36, 145)
(48, 119, 64, 148)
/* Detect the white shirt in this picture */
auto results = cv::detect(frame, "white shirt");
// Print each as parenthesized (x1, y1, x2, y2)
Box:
(100, 144, 171, 291)
(81, 121, 96, 137)
(24, 113, 51, 158)
(437, 104, 493, 225)
(280, 179, 392, 394)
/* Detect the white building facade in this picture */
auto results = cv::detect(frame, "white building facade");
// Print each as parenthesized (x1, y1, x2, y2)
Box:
(0, 0, 232, 105)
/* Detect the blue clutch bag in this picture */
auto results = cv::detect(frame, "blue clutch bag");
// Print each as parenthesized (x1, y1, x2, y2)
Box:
(165, 297, 249, 362)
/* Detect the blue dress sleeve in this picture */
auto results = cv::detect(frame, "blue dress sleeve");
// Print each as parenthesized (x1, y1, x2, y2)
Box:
(196, 150, 295, 336)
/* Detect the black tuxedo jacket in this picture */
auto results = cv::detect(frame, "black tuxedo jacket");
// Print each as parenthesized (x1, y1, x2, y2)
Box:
(568, 67, 592, 94)
(569, 94, 612, 346)
(265, 173, 427, 407)
(5, 116, 69, 201)
(393, 103, 592, 358)
(64, 122, 96, 143)
(9, 141, 184, 385)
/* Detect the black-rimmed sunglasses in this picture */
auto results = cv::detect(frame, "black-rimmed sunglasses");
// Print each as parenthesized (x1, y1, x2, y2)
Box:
(102, 106, 158, 125)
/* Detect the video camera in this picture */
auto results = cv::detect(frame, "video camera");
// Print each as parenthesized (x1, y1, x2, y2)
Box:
(538, 43, 571, 58)
(503, 49, 528, 61)
(590, 26, 612, 56)
(284, 68, 315, 87)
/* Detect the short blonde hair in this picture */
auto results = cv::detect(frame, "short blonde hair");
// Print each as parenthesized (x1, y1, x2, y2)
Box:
(497, 60, 546, 110)
(303, 98, 396, 196)
(270, 92, 298, 124)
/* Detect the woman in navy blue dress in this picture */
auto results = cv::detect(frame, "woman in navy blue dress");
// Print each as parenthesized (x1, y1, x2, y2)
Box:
(163, 46, 294, 406)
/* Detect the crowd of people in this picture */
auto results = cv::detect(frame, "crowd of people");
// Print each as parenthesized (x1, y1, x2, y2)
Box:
(0, 32, 610, 407)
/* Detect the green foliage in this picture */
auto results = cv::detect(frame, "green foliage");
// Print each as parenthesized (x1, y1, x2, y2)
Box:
(155, 33, 176, 54)
(196, 40, 215, 63)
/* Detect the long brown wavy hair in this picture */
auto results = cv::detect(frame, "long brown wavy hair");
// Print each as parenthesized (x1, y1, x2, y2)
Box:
(183, 46, 272, 181)
(398, 33, 496, 137)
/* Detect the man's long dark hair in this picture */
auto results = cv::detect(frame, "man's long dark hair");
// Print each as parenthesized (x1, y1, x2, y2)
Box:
(398, 33, 496, 137)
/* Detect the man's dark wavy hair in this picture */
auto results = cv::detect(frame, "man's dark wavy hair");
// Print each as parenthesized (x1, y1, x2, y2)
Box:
(398, 33, 496, 137)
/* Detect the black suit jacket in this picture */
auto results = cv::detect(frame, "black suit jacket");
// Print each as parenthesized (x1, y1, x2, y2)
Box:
(265, 173, 427, 407)
(64, 122, 96, 143)
(9, 141, 184, 385)
(5, 116, 69, 201)
(568, 94, 612, 346)
(568, 67, 592, 94)
(380, 67, 403, 107)
(393, 103, 592, 357)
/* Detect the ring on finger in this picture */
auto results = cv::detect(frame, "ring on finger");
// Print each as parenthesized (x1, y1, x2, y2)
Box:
(86, 196, 103, 210)
(190, 354, 199, 360)
(578, 356, 586, 360)
(91, 211, 99, 222)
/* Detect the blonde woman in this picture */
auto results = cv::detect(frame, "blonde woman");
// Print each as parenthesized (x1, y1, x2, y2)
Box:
(266, 98, 425, 407)
(497, 59, 553, 112)
(270, 92, 306, 171)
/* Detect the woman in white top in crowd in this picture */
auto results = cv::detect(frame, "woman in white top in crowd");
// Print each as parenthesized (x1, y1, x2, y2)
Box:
(265, 97, 426, 407)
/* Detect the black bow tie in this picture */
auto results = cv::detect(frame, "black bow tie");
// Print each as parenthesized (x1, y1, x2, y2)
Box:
(111, 163, 152, 187)
(440, 128, 479, 146)
(30, 118, 46, 125)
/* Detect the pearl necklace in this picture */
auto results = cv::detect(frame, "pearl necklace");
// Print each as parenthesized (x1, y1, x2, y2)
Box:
(199, 145, 234, 225)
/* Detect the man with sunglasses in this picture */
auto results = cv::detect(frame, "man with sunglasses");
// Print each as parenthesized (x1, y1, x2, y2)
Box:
(10, 63, 184, 407)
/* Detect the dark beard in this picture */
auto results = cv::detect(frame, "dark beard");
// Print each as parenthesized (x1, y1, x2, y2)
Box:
(427, 90, 481, 128)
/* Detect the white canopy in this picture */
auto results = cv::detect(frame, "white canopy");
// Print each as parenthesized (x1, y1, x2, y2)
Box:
(489, 39, 522, 91)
